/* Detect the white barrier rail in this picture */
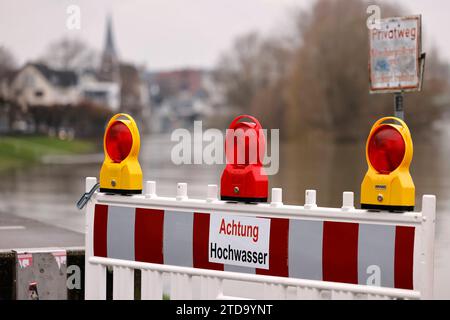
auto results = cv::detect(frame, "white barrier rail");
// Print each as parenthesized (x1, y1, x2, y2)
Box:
(83, 177, 436, 300)
(88, 257, 421, 300)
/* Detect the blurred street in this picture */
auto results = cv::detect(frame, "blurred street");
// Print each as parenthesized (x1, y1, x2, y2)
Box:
(0, 213, 83, 249)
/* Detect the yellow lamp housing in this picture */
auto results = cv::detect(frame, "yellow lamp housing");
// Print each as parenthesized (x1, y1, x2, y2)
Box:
(99, 113, 143, 194)
(360, 116, 415, 211)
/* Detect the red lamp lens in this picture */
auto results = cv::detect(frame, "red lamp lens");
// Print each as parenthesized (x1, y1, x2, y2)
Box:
(368, 125, 405, 174)
(105, 121, 133, 163)
(226, 123, 260, 166)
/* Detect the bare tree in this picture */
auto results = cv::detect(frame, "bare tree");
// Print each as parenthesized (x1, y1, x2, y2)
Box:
(216, 0, 449, 140)
(286, 0, 449, 139)
(215, 32, 292, 129)
(216, 32, 264, 112)
(286, 0, 376, 138)
(40, 37, 97, 70)
(0, 46, 17, 77)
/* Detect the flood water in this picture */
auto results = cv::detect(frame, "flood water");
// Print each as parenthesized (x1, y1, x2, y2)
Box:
(0, 122, 449, 298)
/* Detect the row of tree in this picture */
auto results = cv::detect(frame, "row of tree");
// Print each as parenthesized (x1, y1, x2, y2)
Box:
(0, 96, 113, 138)
(215, 0, 450, 141)
(0, 37, 98, 75)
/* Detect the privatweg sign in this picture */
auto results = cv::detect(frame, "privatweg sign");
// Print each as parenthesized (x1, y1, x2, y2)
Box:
(369, 15, 422, 93)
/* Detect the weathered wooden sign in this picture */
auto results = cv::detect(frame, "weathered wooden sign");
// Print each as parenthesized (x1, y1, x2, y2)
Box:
(369, 15, 422, 93)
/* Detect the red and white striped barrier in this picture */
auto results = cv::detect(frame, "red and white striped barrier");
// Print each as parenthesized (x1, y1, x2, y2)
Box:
(83, 178, 436, 300)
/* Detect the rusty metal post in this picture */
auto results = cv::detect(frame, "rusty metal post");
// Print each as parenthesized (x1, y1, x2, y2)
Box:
(394, 92, 404, 120)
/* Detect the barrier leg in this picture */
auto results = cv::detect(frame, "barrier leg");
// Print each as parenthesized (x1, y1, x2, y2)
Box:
(295, 287, 321, 300)
(331, 290, 354, 300)
(199, 276, 222, 299)
(366, 293, 390, 300)
(170, 273, 192, 300)
(84, 177, 107, 300)
(421, 195, 436, 300)
(263, 283, 286, 299)
(85, 263, 106, 300)
(113, 266, 134, 300)
(141, 270, 163, 300)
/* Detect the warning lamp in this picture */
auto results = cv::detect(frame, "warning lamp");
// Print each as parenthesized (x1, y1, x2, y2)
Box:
(99, 113, 143, 194)
(360, 116, 415, 211)
(220, 115, 268, 203)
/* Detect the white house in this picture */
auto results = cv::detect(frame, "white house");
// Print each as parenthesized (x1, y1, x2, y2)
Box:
(10, 63, 79, 107)
(79, 70, 120, 111)
(6, 63, 121, 111)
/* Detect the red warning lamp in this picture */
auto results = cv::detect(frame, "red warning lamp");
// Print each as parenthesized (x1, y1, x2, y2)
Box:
(99, 113, 142, 194)
(220, 115, 268, 203)
(361, 117, 414, 211)
(105, 121, 133, 163)
(367, 125, 406, 174)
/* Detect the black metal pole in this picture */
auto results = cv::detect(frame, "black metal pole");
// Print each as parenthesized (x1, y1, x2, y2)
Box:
(394, 92, 404, 120)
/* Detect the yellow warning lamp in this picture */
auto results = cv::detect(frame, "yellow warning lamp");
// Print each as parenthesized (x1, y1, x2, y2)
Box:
(360, 117, 414, 211)
(99, 113, 142, 194)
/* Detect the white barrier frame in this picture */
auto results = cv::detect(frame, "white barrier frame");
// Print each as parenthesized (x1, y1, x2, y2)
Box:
(84, 178, 436, 300)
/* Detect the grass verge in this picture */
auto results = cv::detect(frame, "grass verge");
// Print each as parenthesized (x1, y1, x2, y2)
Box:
(0, 136, 97, 171)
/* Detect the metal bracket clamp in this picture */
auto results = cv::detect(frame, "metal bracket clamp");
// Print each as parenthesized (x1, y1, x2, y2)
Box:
(76, 182, 100, 210)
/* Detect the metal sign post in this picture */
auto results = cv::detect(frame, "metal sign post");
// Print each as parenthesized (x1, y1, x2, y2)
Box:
(394, 92, 404, 120)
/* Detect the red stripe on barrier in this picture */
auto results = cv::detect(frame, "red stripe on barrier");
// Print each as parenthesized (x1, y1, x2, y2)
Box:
(322, 221, 359, 284)
(394, 226, 415, 290)
(256, 218, 289, 277)
(93, 204, 108, 257)
(135, 208, 164, 264)
(193, 212, 224, 271)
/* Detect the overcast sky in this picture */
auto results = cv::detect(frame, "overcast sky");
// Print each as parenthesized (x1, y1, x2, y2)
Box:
(0, 0, 449, 71)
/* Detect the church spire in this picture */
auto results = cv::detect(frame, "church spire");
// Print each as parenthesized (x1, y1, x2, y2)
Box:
(105, 14, 117, 57)
(98, 14, 120, 83)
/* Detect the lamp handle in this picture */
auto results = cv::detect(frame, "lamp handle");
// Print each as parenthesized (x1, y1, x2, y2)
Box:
(106, 113, 139, 136)
(372, 116, 411, 135)
(228, 114, 262, 131)
(108, 113, 137, 127)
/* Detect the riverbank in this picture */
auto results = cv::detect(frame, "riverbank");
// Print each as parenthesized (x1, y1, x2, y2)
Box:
(0, 136, 97, 172)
